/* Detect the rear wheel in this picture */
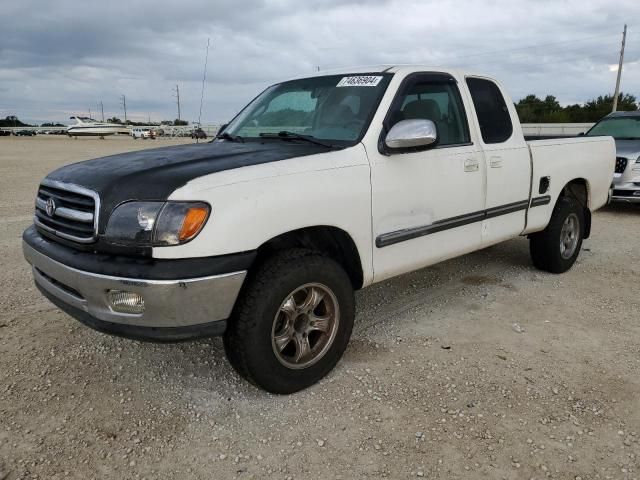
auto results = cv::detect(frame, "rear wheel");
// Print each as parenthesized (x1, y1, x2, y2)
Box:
(530, 197, 584, 273)
(224, 249, 355, 394)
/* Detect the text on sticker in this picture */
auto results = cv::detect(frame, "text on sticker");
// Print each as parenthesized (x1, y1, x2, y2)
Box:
(337, 76, 383, 87)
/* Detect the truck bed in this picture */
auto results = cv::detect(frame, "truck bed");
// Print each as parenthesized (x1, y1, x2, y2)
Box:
(524, 136, 616, 234)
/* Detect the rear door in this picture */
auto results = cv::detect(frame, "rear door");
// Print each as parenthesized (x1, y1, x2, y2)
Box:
(465, 77, 532, 245)
(369, 72, 486, 282)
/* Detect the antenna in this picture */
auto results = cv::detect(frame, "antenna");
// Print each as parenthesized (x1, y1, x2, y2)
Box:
(197, 37, 211, 142)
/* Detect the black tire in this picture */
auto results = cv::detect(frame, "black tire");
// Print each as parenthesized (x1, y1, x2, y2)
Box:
(529, 197, 584, 274)
(224, 249, 355, 394)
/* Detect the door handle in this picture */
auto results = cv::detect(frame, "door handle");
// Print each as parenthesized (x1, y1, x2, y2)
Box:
(490, 156, 503, 168)
(464, 158, 479, 172)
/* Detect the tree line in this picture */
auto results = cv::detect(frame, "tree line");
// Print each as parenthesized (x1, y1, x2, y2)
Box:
(515, 92, 638, 123)
(0, 115, 31, 128)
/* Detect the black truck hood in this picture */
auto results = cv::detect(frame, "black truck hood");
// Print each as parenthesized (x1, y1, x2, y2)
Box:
(46, 140, 326, 232)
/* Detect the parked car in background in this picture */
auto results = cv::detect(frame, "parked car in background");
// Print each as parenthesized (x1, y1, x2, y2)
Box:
(131, 128, 155, 140)
(0, 130, 11, 136)
(585, 111, 640, 203)
(15, 130, 36, 136)
(191, 127, 207, 139)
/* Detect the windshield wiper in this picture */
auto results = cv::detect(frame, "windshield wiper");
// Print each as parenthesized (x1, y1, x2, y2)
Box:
(215, 131, 244, 143)
(259, 131, 335, 148)
(615, 136, 640, 140)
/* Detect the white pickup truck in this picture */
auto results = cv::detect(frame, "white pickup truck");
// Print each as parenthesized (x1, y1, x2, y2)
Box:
(23, 66, 615, 393)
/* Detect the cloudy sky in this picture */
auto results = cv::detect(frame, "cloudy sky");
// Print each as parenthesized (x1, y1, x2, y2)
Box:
(1, 0, 639, 125)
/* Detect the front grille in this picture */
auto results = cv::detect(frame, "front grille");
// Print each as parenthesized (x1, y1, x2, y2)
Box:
(615, 157, 628, 174)
(34, 180, 99, 244)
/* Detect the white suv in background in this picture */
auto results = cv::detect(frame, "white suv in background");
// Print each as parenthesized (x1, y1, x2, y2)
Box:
(131, 128, 154, 140)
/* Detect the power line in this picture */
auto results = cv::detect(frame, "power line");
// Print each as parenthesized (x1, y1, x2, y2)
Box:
(481, 50, 620, 74)
(452, 42, 622, 69)
(438, 32, 621, 64)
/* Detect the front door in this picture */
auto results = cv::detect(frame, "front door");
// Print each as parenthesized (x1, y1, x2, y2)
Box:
(369, 73, 487, 282)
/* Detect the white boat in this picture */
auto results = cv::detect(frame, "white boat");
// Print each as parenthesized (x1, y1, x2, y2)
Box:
(67, 117, 128, 137)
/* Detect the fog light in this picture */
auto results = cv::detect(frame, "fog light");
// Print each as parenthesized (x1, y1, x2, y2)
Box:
(107, 290, 145, 314)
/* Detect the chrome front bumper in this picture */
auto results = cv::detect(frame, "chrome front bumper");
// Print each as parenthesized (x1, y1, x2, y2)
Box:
(23, 240, 246, 330)
(611, 183, 640, 203)
(611, 165, 640, 203)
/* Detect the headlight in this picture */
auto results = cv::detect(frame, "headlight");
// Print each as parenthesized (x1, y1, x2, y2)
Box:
(104, 201, 210, 246)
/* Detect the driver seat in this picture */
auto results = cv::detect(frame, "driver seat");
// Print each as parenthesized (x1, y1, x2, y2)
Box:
(401, 99, 448, 144)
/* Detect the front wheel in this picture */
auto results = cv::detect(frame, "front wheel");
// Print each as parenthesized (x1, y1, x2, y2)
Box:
(529, 197, 584, 274)
(224, 249, 355, 394)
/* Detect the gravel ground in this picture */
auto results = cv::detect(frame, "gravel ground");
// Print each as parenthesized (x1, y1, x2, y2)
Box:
(1, 135, 639, 480)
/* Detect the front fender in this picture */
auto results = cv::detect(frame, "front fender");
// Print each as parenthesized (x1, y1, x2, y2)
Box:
(154, 145, 374, 285)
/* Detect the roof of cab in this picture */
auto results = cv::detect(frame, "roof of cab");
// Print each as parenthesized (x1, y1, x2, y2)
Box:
(317, 64, 466, 75)
(285, 64, 476, 82)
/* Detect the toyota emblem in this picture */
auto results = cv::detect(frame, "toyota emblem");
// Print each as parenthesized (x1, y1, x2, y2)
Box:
(45, 197, 57, 217)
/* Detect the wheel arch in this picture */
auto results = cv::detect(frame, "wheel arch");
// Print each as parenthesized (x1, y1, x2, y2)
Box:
(254, 226, 364, 290)
(558, 178, 592, 238)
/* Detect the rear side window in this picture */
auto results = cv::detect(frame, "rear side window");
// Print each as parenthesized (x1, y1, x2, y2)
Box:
(466, 78, 513, 144)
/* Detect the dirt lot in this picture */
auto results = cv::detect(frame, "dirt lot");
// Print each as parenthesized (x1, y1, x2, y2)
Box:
(1, 135, 639, 480)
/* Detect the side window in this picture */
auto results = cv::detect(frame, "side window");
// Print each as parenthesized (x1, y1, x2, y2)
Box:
(466, 78, 513, 144)
(389, 80, 470, 146)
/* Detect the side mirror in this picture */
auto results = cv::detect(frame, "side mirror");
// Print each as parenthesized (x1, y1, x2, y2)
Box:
(385, 119, 438, 150)
(217, 123, 228, 134)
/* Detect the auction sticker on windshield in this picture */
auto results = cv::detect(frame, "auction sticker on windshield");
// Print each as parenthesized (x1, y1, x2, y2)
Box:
(337, 76, 383, 87)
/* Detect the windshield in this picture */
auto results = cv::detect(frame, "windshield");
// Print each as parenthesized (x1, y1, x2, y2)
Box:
(223, 73, 393, 144)
(586, 116, 640, 140)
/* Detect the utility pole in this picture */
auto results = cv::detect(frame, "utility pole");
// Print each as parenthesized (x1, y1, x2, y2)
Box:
(99, 101, 104, 122)
(89, 107, 92, 119)
(173, 84, 181, 122)
(120, 95, 128, 124)
(612, 24, 627, 112)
